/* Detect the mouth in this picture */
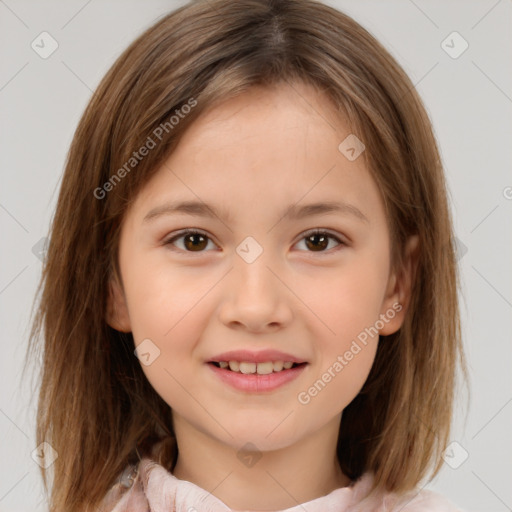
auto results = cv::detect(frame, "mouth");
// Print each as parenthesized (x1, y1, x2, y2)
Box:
(206, 359, 309, 393)
(208, 360, 308, 374)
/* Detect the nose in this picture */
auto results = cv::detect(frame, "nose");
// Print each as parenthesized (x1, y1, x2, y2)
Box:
(217, 249, 293, 333)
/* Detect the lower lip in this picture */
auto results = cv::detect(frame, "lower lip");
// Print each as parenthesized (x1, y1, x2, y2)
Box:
(207, 363, 308, 392)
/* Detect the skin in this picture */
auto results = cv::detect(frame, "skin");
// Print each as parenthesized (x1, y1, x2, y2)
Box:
(106, 80, 419, 510)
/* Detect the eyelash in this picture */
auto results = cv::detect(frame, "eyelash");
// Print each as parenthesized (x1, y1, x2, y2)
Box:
(163, 228, 346, 255)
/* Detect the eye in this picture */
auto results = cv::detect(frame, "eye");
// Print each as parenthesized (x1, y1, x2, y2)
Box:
(163, 229, 217, 253)
(294, 229, 345, 254)
(163, 228, 345, 254)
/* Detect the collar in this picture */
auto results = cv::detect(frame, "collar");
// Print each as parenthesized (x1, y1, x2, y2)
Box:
(105, 457, 376, 512)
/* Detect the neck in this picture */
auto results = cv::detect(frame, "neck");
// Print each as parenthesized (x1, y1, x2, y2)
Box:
(171, 413, 351, 510)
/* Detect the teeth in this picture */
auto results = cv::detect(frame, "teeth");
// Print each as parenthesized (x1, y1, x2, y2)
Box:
(217, 360, 301, 374)
(239, 362, 256, 374)
(256, 362, 274, 375)
(273, 361, 284, 372)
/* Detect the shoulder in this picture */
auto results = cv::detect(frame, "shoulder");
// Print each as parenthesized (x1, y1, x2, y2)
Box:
(97, 462, 149, 512)
(387, 486, 467, 512)
(348, 473, 466, 512)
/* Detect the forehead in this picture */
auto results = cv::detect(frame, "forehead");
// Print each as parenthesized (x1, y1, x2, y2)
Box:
(127, 82, 384, 230)
(183, 81, 348, 150)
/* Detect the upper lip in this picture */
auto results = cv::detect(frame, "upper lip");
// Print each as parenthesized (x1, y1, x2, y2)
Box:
(207, 349, 307, 364)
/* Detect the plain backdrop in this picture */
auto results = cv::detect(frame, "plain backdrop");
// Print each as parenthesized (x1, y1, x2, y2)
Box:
(0, 1, 511, 511)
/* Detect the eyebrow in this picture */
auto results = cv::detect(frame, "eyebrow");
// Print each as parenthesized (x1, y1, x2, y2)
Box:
(143, 200, 369, 224)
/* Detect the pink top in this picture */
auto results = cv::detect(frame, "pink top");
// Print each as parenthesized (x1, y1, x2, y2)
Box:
(99, 458, 466, 512)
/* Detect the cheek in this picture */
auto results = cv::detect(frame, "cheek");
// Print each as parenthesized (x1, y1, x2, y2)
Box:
(297, 341, 377, 419)
(120, 256, 216, 383)
(297, 263, 383, 413)
(297, 250, 387, 406)
(123, 257, 211, 341)
(123, 264, 211, 411)
(304, 252, 389, 342)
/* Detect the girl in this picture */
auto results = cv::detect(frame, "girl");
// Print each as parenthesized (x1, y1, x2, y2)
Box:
(25, 0, 470, 510)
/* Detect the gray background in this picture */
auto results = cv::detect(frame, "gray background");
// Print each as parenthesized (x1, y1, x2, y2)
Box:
(1, 1, 511, 511)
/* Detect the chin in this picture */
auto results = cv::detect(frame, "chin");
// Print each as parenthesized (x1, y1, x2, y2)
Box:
(213, 418, 303, 452)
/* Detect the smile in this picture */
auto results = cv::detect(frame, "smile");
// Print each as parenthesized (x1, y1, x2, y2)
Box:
(210, 360, 305, 374)
(207, 361, 308, 392)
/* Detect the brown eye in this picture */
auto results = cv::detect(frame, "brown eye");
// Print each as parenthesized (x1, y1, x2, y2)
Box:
(164, 228, 344, 255)
(182, 232, 208, 251)
(164, 229, 214, 252)
(305, 233, 329, 251)
(297, 229, 344, 253)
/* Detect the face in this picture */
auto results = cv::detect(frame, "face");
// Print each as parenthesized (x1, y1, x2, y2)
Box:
(107, 81, 417, 452)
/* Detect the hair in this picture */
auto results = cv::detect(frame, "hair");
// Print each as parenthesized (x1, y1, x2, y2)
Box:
(23, 0, 470, 510)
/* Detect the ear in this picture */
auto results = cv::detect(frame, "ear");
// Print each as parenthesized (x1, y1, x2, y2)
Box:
(105, 274, 132, 333)
(378, 234, 420, 336)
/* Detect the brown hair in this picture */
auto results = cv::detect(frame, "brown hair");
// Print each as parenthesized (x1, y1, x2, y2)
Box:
(24, 0, 470, 510)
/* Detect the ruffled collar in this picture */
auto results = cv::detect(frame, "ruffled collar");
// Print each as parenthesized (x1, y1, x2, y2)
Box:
(102, 457, 379, 512)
